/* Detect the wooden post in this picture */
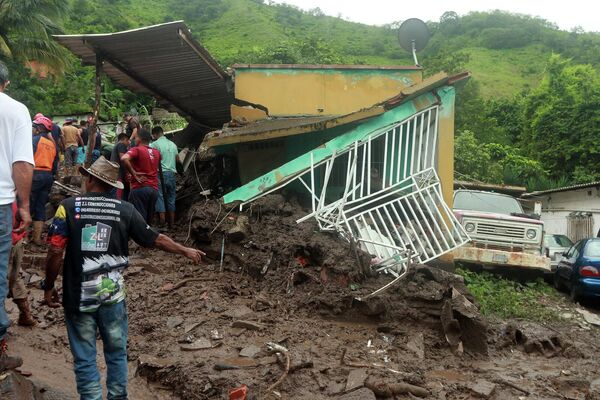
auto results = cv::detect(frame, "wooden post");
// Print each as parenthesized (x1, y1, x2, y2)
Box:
(86, 55, 102, 167)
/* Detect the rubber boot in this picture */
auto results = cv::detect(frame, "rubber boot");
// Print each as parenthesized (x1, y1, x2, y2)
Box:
(0, 339, 23, 372)
(13, 298, 37, 327)
(32, 221, 44, 246)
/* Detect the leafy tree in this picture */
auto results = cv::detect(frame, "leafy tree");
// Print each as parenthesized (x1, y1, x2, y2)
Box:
(521, 55, 600, 182)
(0, 0, 70, 72)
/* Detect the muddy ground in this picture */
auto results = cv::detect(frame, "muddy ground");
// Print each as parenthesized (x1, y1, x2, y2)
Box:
(4, 194, 600, 400)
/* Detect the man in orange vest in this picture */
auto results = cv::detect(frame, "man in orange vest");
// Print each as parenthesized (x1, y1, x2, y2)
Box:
(31, 116, 57, 246)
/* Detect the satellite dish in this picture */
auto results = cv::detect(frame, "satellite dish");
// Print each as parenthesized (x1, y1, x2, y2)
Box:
(398, 18, 430, 66)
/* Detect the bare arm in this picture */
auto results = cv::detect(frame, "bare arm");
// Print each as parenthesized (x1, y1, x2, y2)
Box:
(12, 161, 33, 233)
(76, 131, 84, 147)
(153, 234, 205, 263)
(121, 154, 145, 183)
(42, 245, 64, 308)
(130, 127, 139, 144)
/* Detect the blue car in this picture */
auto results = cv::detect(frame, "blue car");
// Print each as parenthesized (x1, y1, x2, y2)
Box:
(554, 238, 600, 301)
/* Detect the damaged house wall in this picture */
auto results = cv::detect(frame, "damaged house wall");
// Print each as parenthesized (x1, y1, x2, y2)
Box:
(232, 64, 423, 117)
(219, 86, 469, 289)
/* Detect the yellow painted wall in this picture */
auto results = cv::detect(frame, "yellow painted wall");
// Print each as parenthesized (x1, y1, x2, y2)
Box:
(233, 68, 422, 117)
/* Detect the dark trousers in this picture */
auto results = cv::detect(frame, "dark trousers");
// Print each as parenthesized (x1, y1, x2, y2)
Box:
(128, 187, 158, 224)
(30, 171, 54, 221)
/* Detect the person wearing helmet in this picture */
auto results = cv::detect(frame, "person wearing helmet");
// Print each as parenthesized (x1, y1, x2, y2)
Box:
(31, 116, 57, 246)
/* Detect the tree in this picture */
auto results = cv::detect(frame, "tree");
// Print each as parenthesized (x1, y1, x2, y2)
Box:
(0, 0, 70, 72)
(520, 54, 600, 182)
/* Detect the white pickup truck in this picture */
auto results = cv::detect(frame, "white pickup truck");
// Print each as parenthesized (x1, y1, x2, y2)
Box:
(452, 189, 550, 271)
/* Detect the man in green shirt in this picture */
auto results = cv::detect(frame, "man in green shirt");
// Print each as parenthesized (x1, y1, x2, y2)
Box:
(150, 126, 180, 230)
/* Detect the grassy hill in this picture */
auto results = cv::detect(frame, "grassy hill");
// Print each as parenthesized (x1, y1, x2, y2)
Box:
(65, 0, 600, 100)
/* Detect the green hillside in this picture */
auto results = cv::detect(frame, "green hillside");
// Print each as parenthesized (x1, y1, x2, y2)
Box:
(5, 0, 600, 189)
(63, 0, 600, 100)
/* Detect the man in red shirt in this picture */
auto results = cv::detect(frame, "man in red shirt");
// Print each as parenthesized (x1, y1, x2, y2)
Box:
(121, 129, 160, 223)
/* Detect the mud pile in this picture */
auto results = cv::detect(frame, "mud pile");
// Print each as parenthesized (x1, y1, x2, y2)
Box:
(117, 195, 510, 399)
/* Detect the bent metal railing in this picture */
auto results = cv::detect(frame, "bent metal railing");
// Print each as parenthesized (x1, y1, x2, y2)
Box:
(239, 106, 469, 297)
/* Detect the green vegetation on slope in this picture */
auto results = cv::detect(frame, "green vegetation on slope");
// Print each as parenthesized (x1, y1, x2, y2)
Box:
(4, 1, 600, 189)
(456, 268, 561, 322)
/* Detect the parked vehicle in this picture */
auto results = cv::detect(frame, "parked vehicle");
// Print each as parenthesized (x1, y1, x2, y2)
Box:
(453, 190, 550, 270)
(554, 238, 600, 301)
(544, 234, 574, 271)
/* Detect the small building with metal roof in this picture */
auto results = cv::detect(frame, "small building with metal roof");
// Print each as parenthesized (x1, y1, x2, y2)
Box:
(523, 182, 600, 241)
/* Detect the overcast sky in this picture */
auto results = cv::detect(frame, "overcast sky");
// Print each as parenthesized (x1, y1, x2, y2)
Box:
(272, 0, 598, 32)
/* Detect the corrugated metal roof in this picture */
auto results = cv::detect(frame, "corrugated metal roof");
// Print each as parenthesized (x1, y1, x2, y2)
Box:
(55, 21, 233, 128)
(523, 181, 600, 198)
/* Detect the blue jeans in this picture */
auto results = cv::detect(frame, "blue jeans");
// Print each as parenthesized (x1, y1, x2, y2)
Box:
(0, 204, 12, 340)
(156, 171, 176, 213)
(128, 187, 158, 224)
(30, 171, 54, 221)
(65, 301, 129, 400)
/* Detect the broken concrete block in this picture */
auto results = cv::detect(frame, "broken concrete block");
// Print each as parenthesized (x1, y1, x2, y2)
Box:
(345, 368, 368, 391)
(470, 380, 496, 398)
(180, 338, 213, 351)
(342, 387, 376, 400)
(239, 344, 261, 358)
(166, 316, 184, 329)
(232, 320, 264, 331)
(223, 305, 254, 319)
(326, 381, 345, 396)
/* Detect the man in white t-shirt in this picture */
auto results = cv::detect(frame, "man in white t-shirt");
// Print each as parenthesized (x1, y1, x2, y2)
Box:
(0, 61, 34, 372)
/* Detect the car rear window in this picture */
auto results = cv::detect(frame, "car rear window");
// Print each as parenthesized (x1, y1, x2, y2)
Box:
(584, 241, 600, 257)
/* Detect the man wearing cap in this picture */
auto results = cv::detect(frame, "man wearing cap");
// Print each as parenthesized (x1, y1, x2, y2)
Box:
(41, 156, 204, 400)
(61, 118, 83, 174)
(0, 60, 35, 371)
(31, 116, 58, 246)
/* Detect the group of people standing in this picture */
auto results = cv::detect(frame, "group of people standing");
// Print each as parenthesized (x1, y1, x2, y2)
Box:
(0, 60, 202, 400)
(112, 120, 181, 230)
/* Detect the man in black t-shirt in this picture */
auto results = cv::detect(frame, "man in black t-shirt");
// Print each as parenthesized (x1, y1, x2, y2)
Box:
(41, 156, 204, 400)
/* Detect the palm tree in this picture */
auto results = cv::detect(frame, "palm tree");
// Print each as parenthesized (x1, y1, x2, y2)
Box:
(0, 0, 70, 73)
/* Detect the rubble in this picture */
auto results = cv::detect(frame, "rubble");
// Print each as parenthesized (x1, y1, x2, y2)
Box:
(469, 380, 497, 398)
(0, 371, 43, 400)
(345, 369, 367, 391)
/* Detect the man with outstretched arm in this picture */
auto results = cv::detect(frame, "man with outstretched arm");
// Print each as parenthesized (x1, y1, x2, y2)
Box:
(41, 156, 204, 400)
(0, 60, 34, 372)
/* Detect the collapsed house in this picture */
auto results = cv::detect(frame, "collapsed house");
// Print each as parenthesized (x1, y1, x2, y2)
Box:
(205, 65, 471, 293)
(55, 22, 471, 293)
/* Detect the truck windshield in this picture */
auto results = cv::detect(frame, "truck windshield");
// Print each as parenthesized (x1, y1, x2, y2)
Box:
(454, 191, 523, 214)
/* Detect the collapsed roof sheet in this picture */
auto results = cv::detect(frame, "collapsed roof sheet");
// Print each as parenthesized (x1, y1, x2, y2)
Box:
(55, 21, 233, 128)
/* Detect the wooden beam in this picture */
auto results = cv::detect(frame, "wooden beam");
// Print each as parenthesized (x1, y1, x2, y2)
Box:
(86, 55, 102, 167)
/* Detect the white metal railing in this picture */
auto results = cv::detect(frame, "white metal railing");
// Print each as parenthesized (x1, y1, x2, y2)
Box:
(240, 106, 469, 296)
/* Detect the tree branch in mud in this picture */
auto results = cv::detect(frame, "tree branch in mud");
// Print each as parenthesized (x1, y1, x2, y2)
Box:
(266, 343, 291, 394)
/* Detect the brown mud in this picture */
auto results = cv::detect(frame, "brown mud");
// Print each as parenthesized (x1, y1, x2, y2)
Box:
(4, 194, 600, 399)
